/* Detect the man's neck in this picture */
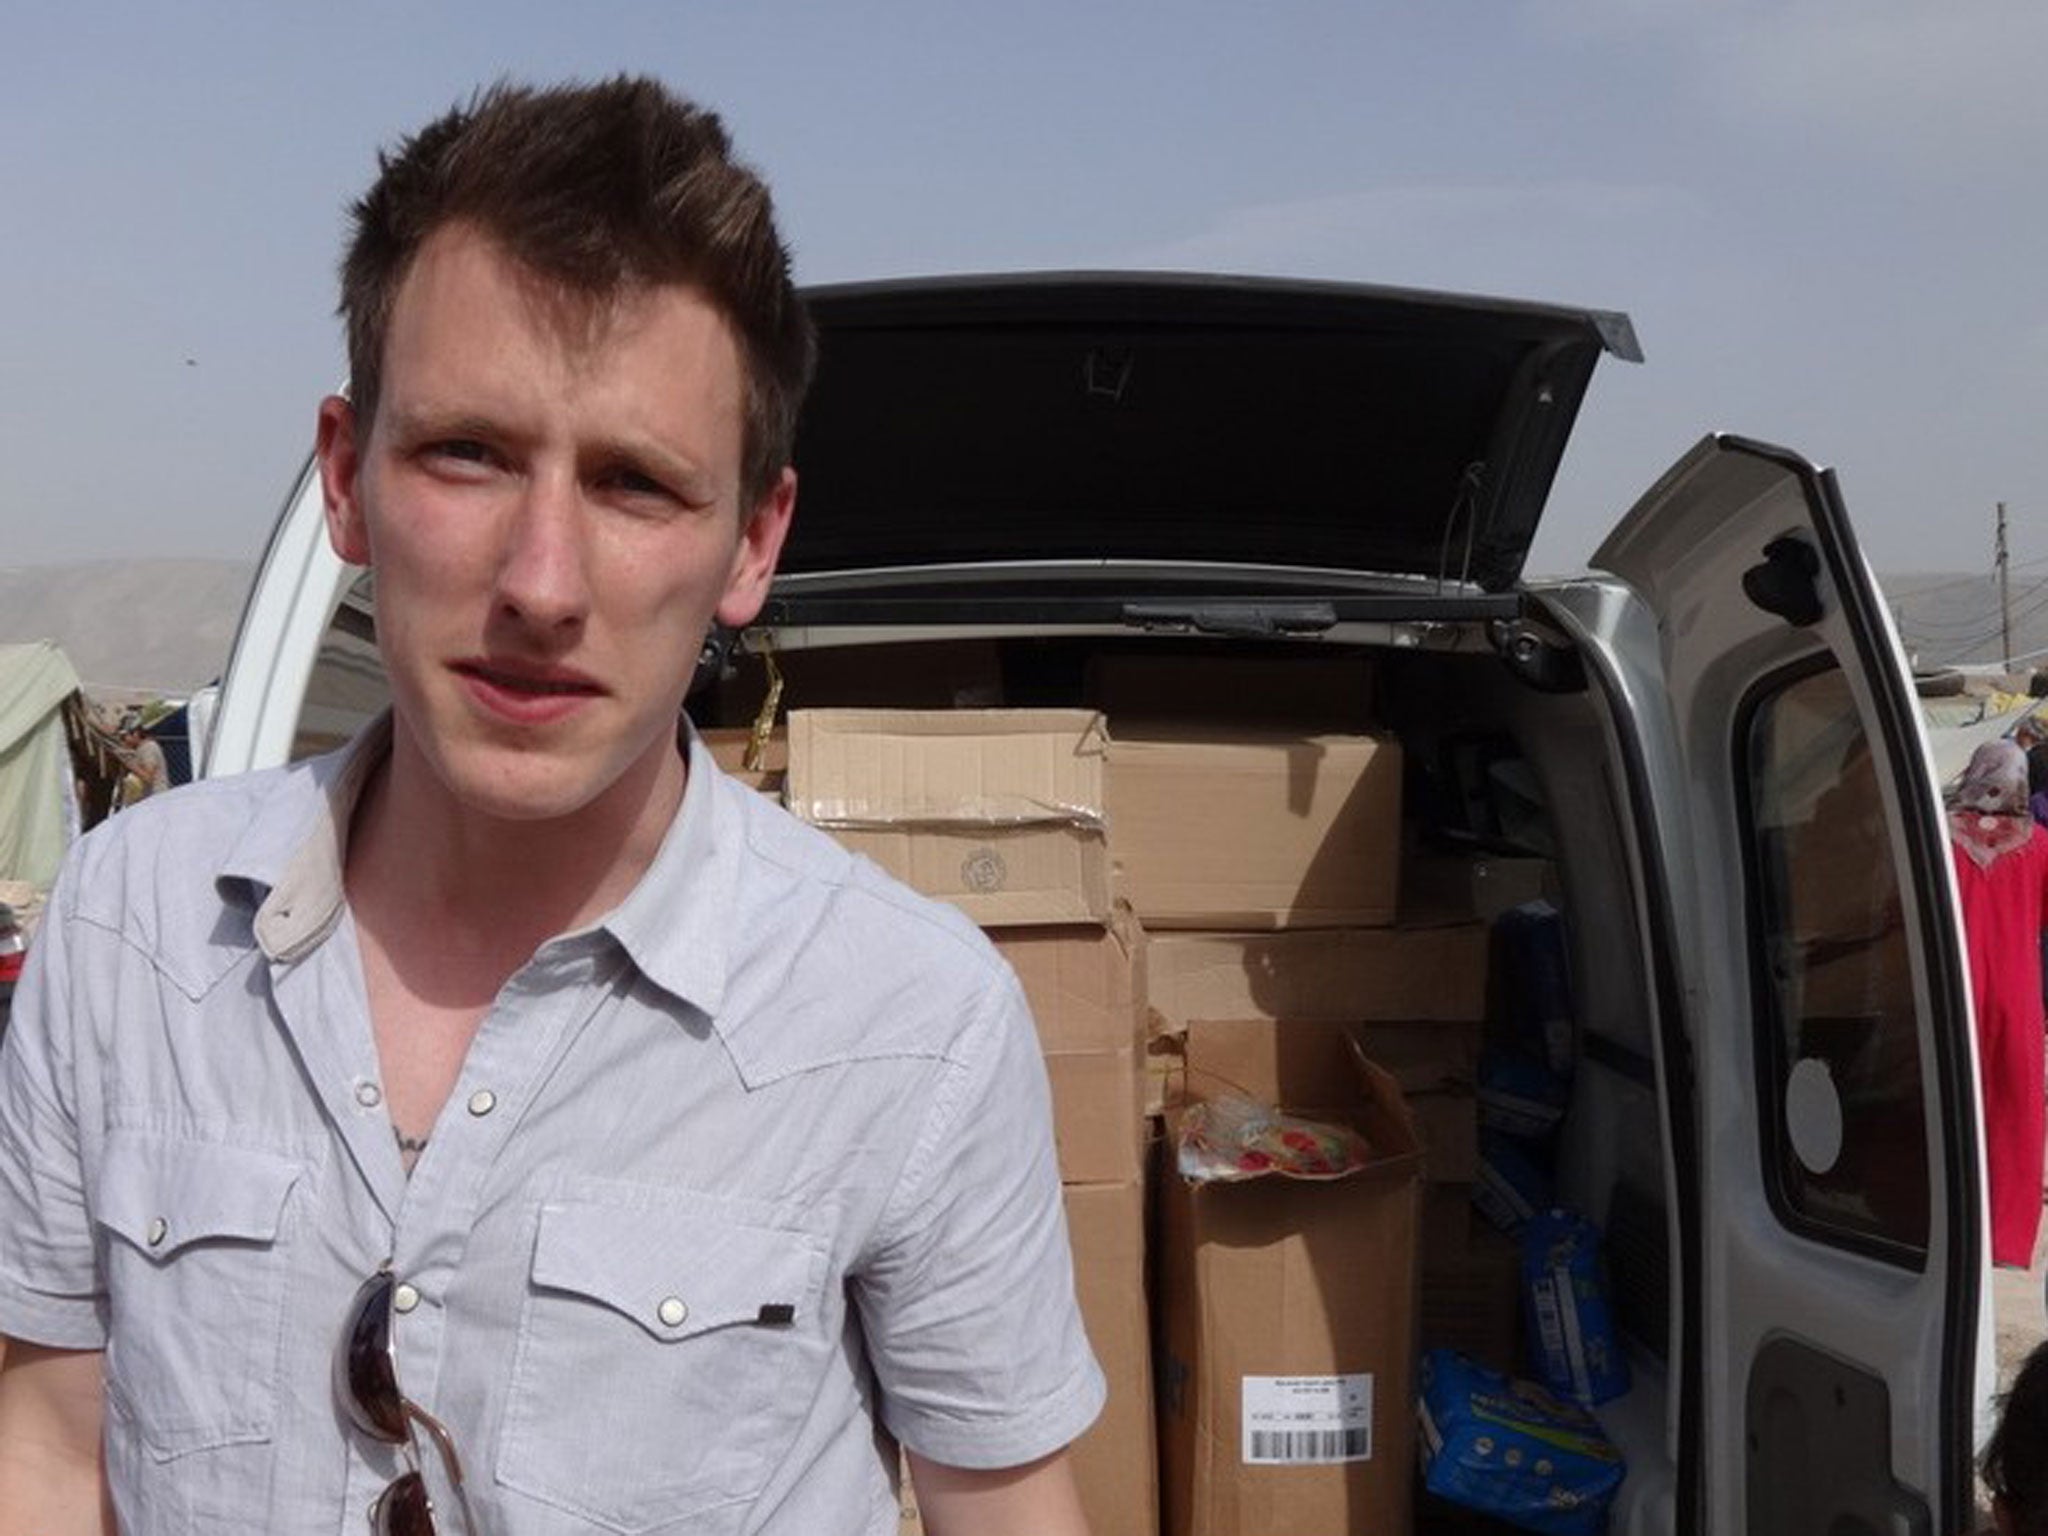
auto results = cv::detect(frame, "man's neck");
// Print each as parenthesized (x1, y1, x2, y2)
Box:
(343, 724, 687, 989)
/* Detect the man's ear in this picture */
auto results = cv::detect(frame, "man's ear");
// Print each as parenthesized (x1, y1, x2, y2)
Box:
(715, 466, 797, 629)
(316, 395, 373, 566)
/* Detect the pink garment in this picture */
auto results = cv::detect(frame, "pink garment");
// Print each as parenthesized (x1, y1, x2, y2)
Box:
(1950, 814, 2048, 1266)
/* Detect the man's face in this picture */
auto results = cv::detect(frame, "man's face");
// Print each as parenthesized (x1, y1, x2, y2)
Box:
(316, 222, 793, 826)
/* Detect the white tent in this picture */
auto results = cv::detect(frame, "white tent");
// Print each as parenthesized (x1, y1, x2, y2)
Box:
(1921, 690, 2047, 787)
(0, 641, 83, 888)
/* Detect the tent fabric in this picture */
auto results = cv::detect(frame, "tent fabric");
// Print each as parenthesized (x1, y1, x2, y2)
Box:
(1921, 693, 2046, 787)
(0, 641, 83, 888)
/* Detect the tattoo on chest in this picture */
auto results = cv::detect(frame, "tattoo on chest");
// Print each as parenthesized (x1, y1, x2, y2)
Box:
(394, 1126, 429, 1157)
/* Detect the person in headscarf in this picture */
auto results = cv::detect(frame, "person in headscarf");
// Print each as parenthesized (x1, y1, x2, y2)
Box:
(1950, 738, 2048, 1267)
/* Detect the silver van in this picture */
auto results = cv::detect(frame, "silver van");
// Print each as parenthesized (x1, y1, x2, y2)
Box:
(206, 274, 1991, 1534)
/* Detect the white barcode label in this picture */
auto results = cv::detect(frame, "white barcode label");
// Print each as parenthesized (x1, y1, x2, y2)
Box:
(1241, 1374, 1373, 1465)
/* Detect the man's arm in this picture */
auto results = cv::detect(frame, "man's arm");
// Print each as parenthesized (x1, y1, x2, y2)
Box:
(0, 1340, 114, 1535)
(907, 1447, 1090, 1536)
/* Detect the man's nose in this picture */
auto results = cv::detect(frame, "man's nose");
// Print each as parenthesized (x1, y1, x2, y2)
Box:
(493, 469, 591, 633)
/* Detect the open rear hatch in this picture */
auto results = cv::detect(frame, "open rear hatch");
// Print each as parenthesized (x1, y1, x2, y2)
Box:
(780, 273, 1640, 600)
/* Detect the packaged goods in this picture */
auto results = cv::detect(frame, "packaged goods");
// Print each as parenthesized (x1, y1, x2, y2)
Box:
(1159, 1036, 1423, 1536)
(1062, 1180, 1156, 1535)
(786, 709, 1109, 926)
(1521, 1210, 1631, 1406)
(1475, 1131, 1555, 1238)
(1085, 651, 1377, 733)
(1417, 1349, 1626, 1536)
(1497, 901, 1575, 1077)
(1175, 1094, 1376, 1183)
(988, 924, 1145, 1184)
(1107, 731, 1402, 929)
(1144, 925, 1490, 1033)
(1477, 1048, 1570, 1140)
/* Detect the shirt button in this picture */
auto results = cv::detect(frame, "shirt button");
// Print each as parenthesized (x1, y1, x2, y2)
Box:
(354, 1081, 383, 1109)
(467, 1089, 497, 1117)
(657, 1297, 688, 1328)
(393, 1283, 421, 1314)
(146, 1217, 168, 1247)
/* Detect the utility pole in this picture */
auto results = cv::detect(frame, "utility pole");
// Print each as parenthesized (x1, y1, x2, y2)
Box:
(1997, 500, 2012, 671)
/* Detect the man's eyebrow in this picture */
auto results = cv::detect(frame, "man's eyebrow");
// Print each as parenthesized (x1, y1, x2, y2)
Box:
(384, 406, 506, 444)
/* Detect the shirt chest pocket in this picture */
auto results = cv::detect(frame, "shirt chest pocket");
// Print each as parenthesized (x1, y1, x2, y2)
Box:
(93, 1130, 306, 1460)
(498, 1191, 832, 1535)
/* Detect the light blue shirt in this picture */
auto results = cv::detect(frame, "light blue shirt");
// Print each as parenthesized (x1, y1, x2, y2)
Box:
(0, 720, 1103, 1535)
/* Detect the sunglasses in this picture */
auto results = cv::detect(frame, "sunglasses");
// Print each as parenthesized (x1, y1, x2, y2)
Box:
(335, 1268, 479, 1536)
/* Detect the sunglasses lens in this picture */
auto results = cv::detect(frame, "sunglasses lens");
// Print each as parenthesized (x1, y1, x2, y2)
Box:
(336, 1270, 408, 1442)
(370, 1470, 437, 1536)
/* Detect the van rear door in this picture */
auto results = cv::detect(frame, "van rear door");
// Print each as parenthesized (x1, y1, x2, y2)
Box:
(1578, 434, 1981, 1535)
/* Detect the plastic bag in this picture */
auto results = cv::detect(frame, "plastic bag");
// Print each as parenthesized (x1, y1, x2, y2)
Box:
(1174, 1094, 1374, 1184)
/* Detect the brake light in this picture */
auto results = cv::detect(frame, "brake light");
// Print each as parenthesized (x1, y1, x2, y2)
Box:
(0, 949, 22, 984)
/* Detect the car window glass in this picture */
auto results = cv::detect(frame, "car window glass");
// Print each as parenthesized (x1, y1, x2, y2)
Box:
(1746, 663, 1929, 1261)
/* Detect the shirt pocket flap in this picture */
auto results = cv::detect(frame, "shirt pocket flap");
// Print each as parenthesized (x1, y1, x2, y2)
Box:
(531, 1198, 823, 1344)
(96, 1131, 304, 1261)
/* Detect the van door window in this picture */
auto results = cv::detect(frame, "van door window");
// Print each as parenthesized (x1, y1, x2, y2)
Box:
(1744, 662, 1930, 1261)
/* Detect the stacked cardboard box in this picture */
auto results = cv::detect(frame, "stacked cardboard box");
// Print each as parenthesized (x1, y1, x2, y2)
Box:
(1089, 655, 1466, 1536)
(1144, 926, 1488, 1187)
(784, 708, 1155, 1536)
(1159, 1022, 1423, 1536)
(787, 708, 1112, 927)
(759, 672, 1547, 1533)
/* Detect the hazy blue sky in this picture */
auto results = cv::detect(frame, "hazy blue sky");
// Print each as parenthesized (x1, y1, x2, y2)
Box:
(4, 1, 2043, 577)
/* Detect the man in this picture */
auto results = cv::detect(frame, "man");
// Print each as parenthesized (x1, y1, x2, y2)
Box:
(110, 709, 171, 811)
(0, 79, 1101, 1534)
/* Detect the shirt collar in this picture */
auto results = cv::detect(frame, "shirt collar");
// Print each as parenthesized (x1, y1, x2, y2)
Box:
(223, 713, 393, 965)
(600, 724, 739, 1021)
(221, 714, 739, 1020)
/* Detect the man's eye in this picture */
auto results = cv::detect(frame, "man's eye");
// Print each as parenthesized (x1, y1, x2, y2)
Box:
(603, 466, 676, 500)
(430, 440, 493, 465)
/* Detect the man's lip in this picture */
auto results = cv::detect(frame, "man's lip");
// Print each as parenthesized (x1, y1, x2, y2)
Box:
(450, 659, 606, 697)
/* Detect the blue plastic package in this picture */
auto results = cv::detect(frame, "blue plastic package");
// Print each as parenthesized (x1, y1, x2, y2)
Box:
(1497, 900, 1576, 1077)
(1417, 1349, 1625, 1536)
(1478, 1047, 1570, 1139)
(1522, 1209, 1630, 1405)
(1475, 1130, 1555, 1237)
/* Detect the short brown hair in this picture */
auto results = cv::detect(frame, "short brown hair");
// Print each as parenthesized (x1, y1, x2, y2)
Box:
(1988, 1342, 2048, 1536)
(339, 76, 816, 508)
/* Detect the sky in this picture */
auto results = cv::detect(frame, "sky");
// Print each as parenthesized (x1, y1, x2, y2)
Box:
(3, 0, 2044, 579)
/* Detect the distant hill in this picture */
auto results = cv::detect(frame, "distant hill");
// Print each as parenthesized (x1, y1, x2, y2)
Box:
(0, 559, 254, 695)
(1884, 571, 2048, 673)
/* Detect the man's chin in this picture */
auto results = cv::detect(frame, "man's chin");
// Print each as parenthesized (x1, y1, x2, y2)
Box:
(426, 751, 617, 827)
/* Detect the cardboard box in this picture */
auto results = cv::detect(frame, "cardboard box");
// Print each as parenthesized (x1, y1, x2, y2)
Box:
(896, 1182, 1154, 1536)
(787, 709, 1110, 926)
(990, 923, 1142, 1054)
(712, 638, 1007, 723)
(1108, 732, 1402, 929)
(1176, 1017, 1475, 1185)
(897, 1450, 923, 1536)
(1145, 925, 1491, 1033)
(1042, 1048, 1145, 1185)
(990, 925, 1146, 1183)
(1064, 1180, 1157, 1536)
(1085, 651, 1376, 733)
(1424, 1184, 1476, 1263)
(1159, 1032, 1423, 1536)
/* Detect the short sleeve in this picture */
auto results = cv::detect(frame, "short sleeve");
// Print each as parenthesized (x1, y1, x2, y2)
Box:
(853, 971, 1105, 1469)
(0, 863, 109, 1348)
